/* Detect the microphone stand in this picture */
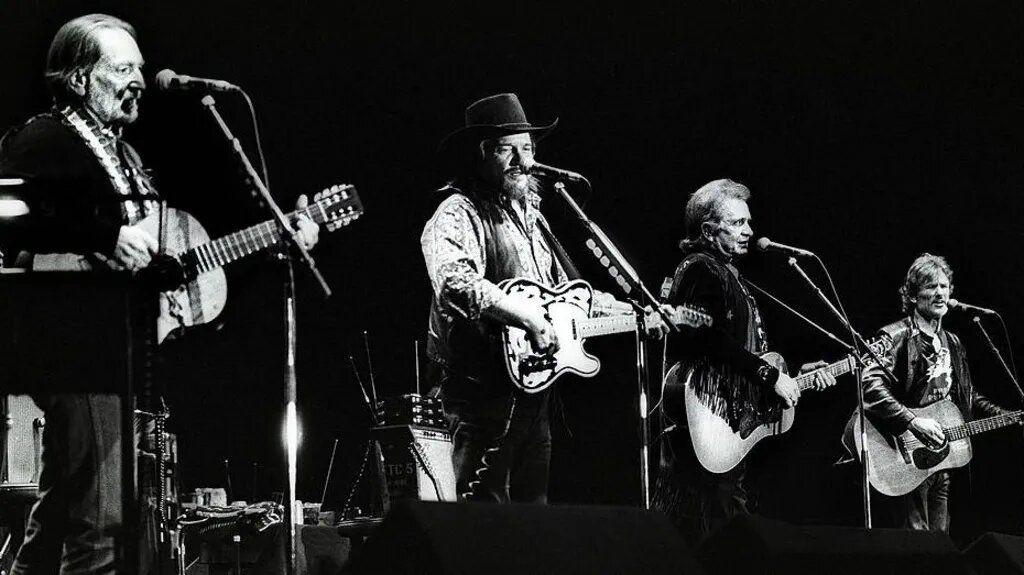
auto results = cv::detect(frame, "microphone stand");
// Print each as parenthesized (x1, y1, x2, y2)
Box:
(970, 316, 1024, 404)
(200, 95, 332, 575)
(785, 256, 899, 529)
(551, 181, 676, 509)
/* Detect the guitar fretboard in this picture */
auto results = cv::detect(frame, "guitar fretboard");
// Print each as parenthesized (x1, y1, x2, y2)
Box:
(573, 305, 712, 339)
(795, 357, 855, 391)
(944, 411, 1024, 442)
(190, 217, 296, 275)
(575, 315, 638, 339)
(185, 194, 356, 276)
(793, 337, 892, 392)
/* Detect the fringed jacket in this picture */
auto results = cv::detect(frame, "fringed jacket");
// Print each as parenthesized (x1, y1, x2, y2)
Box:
(661, 247, 782, 451)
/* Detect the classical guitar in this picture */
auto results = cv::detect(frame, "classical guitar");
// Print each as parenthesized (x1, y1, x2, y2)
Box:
(663, 335, 893, 473)
(30, 184, 362, 342)
(842, 399, 1024, 496)
(499, 278, 712, 393)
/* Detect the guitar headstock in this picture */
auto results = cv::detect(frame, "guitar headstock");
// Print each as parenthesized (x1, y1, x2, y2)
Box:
(309, 184, 364, 232)
(669, 304, 713, 329)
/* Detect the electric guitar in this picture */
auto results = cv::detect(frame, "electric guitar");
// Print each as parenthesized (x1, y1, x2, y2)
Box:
(842, 399, 1024, 496)
(663, 335, 893, 473)
(499, 278, 712, 393)
(30, 184, 363, 343)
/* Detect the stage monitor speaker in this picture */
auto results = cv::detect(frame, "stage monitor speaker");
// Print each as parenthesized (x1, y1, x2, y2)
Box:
(373, 425, 456, 503)
(964, 532, 1024, 574)
(698, 515, 971, 575)
(344, 500, 704, 575)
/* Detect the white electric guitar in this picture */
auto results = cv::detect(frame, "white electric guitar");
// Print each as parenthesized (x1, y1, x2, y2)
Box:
(499, 278, 712, 393)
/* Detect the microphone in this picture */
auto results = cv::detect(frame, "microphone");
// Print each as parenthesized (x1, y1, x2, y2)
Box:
(526, 162, 585, 183)
(947, 298, 997, 315)
(756, 237, 815, 258)
(154, 69, 240, 93)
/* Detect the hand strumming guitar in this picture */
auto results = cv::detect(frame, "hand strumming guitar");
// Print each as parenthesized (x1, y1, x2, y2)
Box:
(484, 291, 559, 356)
(115, 224, 158, 271)
(908, 416, 946, 447)
(774, 372, 801, 407)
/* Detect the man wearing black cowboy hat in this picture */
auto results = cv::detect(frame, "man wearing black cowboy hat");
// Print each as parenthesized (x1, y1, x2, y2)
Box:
(421, 93, 667, 503)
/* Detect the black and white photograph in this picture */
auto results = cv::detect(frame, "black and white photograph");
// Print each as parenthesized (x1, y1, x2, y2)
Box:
(1, 2, 1022, 573)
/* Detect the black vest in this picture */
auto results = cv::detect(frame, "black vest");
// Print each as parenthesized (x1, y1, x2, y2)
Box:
(426, 189, 578, 395)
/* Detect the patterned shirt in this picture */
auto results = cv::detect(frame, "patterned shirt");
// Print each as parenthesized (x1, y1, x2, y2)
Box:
(913, 329, 954, 406)
(421, 188, 626, 324)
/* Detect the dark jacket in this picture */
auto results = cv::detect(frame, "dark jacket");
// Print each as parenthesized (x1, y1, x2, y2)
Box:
(0, 111, 126, 256)
(862, 316, 1003, 435)
(663, 247, 781, 431)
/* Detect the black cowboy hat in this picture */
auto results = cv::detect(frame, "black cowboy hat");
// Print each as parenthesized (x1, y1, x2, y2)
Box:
(438, 93, 558, 160)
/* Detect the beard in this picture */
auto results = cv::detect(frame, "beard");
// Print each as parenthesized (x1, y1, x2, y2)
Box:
(501, 169, 540, 202)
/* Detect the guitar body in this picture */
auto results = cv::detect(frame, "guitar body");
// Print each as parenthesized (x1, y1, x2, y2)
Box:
(665, 351, 794, 474)
(31, 207, 227, 343)
(500, 278, 598, 393)
(844, 400, 973, 496)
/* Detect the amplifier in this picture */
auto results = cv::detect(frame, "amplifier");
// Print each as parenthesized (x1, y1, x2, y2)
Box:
(375, 394, 446, 429)
(1, 395, 44, 488)
(372, 425, 456, 503)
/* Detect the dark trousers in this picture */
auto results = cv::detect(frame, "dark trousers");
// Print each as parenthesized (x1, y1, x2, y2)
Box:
(887, 471, 951, 532)
(440, 382, 551, 504)
(652, 432, 750, 546)
(11, 395, 122, 575)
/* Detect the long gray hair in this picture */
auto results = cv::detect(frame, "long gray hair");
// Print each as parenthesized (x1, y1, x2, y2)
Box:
(44, 14, 136, 104)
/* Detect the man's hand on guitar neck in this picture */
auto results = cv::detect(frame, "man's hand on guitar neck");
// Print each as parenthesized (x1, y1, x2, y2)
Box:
(294, 194, 321, 251)
(601, 297, 670, 340)
(799, 360, 838, 390)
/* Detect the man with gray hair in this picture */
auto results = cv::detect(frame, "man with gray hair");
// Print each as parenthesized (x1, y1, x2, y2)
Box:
(653, 179, 830, 544)
(0, 14, 317, 573)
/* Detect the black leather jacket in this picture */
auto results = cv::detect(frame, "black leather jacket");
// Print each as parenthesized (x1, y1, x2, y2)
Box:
(862, 316, 1003, 435)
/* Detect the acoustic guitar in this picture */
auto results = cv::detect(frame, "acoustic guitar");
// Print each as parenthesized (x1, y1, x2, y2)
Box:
(663, 335, 892, 473)
(30, 184, 362, 342)
(842, 399, 1024, 496)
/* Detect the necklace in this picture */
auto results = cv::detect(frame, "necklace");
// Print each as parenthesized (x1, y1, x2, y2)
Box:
(56, 105, 157, 223)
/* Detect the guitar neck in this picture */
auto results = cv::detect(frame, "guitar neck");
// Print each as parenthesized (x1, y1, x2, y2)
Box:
(575, 315, 638, 339)
(794, 337, 892, 392)
(574, 304, 712, 339)
(944, 410, 1024, 441)
(186, 207, 317, 276)
(795, 356, 855, 391)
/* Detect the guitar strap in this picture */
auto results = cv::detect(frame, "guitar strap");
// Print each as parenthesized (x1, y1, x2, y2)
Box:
(537, 218, 581, 281)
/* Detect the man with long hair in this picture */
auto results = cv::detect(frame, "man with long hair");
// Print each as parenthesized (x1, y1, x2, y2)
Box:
(421, 93, 666, 504)
(0, 15, 317, 573)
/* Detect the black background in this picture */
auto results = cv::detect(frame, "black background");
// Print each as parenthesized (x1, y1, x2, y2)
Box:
(2, 0, 1022, 544)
